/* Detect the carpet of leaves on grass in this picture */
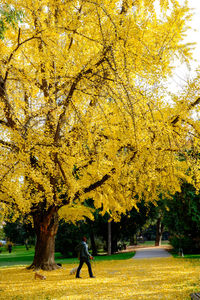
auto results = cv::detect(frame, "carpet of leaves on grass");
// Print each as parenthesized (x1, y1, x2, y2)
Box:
(0, 257, 200, 299)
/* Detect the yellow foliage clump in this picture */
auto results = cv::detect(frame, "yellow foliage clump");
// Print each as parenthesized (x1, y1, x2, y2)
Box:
(0, 1, 199, 266)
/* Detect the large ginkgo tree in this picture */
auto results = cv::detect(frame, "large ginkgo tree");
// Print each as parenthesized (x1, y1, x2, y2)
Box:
(0, 0, 199, 270)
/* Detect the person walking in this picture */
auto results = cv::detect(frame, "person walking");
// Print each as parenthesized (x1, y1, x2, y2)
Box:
(75, 236, 95, 278)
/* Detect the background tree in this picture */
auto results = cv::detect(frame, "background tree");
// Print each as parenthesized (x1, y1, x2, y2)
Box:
(163, 182, 200, 254)
(0, 0, 199, 270)
(142, 198, 167, 247)
(55, 220, 83, 257)
(55, 198, 175, 256)
(3, 219, 35, 247)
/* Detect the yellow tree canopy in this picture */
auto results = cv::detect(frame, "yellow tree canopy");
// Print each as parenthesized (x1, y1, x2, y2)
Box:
(0, 0, 199, 222)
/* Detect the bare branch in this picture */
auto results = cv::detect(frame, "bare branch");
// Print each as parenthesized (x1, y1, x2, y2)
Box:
(54, 47, 110, 143)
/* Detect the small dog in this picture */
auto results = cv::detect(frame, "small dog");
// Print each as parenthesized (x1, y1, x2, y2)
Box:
(70, 267, 78, 275)
(34, 272, 46, 280)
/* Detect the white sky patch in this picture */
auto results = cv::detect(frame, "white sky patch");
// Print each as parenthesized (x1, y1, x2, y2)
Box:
(167, 0, 200, 92)
(186, 0, 200, 64)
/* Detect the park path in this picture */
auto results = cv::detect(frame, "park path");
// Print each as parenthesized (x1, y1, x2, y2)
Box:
(133, 246, 172, 259)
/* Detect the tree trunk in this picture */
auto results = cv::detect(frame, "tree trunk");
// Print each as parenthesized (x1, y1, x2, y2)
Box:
(90, 231, 97, 256)
(111, 222, 119, 254)
(28, 206, 60, 270)
(130, 234, 137, 245)
(108, 221, 112, 255)
(155, 217, 164, 246)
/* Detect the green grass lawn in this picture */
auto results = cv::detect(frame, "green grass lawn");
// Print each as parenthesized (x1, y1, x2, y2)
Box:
(171, 253, 200, 259)
(0, 245, 35, 267)
(137, 240, 170, 246)
(0, 245, 135, 268)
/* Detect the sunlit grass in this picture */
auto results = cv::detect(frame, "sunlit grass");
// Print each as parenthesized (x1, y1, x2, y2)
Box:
(0, 245, 135, 267)
(0, 257, 200, 299)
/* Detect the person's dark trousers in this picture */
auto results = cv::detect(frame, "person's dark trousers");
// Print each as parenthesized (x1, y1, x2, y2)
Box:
(76, 257, 93, 278)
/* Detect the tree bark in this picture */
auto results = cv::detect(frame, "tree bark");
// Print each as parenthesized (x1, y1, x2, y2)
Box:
(28, 206, 60, 270)
(155, 217, 164, 246)
(89, 230, 97, 256)
(108, 221, 112, 255)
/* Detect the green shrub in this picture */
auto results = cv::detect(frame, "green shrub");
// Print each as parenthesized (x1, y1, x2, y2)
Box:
(169, 235, 200, 254)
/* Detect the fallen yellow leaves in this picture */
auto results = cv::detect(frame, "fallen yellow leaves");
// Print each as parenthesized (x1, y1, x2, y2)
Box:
(0, 257, 200, 299)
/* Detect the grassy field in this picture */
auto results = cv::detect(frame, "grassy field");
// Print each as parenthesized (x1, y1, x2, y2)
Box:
(0, 243, 200, 300)
(0, 256, 200, 299)
(1, 244, 200, 299)
(0, 245, 135, 268)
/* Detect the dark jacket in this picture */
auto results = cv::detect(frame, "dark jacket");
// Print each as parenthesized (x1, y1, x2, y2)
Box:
(77, 241, 91, 259)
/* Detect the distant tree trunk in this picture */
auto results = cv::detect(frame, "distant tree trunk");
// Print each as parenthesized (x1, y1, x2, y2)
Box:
(90, 230, 97, 256)
(28, 206, 60, 270)
(111, 222, 119, 253)
(24, 239, 29, 250)
(155, 217, 164, 246)
(108, 221, 112, 255)
(111, 238, 118, 254)
(134, 234, 138, 245)
(130, 234, 137, 245)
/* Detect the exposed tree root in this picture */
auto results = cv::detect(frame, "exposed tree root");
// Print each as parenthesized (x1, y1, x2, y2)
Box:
(27, 262, 61, 271)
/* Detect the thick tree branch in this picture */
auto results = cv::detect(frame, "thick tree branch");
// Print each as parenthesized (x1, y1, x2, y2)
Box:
(83, 170, 115, 193)
(0, 188, 21, 212)
(54, 153, 67, 182)
(2, 30, 43, 129)
(59, 167, 116, 208)
(67, 5, 83, 50)
(73, 168, 115, 201)
(0, 139, 19, 151)
(54, 47, 110, 143)
(0, 198, 19, 210)
(0, 75, 16, 128)
(171, 97, 200, 125)
(189, 97, 200, 109)
(0, 119, 9, 126)
(120, 0, 129, 14)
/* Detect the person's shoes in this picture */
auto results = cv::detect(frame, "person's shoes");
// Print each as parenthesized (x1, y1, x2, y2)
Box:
(76, 276, 82, 278)
(90, 276, 95, 278)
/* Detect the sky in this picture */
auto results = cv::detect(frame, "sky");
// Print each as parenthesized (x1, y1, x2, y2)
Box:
(170, 0, 200, 90)
(187, 0, 200, 62)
